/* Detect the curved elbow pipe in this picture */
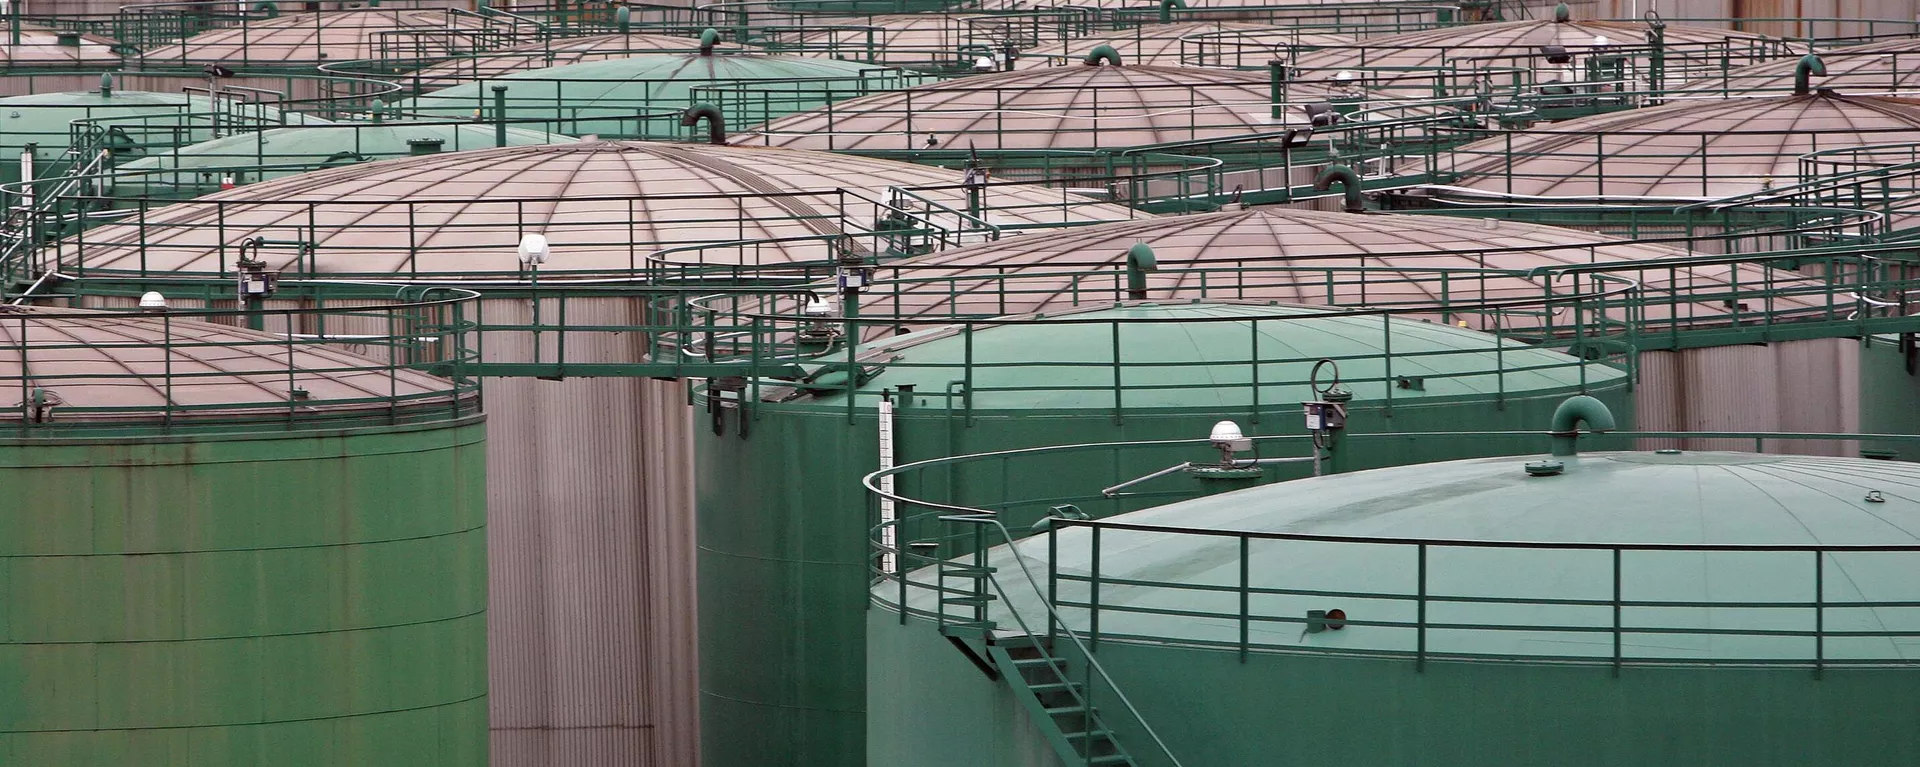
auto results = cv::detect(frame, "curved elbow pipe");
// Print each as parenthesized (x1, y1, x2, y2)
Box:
(1313, 165, 1364, 213)
(255, 0, 280, 17)
(1552, 2, 1570, 22)
(1125, 242, 1157, 299)
(1794, 54, 1827, 95)
(1083, 44, 1121, 67)
(1159, 0, 1187, 23)
(681, 104, 725, 145)
(615, 6, 631, 34)
(1549, 394, 1617, 457)
(699, 28, 721, 56)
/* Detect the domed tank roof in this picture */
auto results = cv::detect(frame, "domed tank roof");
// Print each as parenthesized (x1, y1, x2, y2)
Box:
(0, 27, 121, 66)
(399, 52, 904, 135)
(0, 88, 328, 153)
(59, 140, 1140, 278)
(0, 304, 463, 425)
(136, 8, 484, 64)
(1291, 13, 1792, 75)
(937, 447, 1920, 661)
(797, 13, 1074, 64)
(855, 207, 1825, 329)
(403, 30, 738, 88)
(1015, 22, 1349, 69)
(116, 121, 577, 181)
(737, 63, 1403, 151)
(805, 301, 1623, 409)
(1440, 92, 1920, 200)
(1679, 38, 1920, 95)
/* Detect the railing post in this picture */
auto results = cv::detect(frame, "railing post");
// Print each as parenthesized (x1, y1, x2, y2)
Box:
(1239, 534, 1250, 663)
(1049, 524, 1060, 644)
(1416, 542, 1427, 672)
(1090, 525, 1102, 653)
(1612, 547, 1623, 678)
(1813, 550, 1825, 680)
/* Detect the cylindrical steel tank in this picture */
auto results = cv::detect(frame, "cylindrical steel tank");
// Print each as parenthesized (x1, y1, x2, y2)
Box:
(1015, 22, 1348, 69)
(1678, 37, 1920, 95)
(856, 206, 1902, 456)
(869, 426, 1920, 766)
(694, 300, 1635, 767)
(42, 139, 1140, 767)
(400, 31, 734, 92)
(0, 86, 325, 184)
(398, 51, 925, 138)
(0, 302, 486, 766)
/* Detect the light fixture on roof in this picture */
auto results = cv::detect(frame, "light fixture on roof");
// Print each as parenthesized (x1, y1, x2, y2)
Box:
(924, 133, 939, 148)
(1542, 45, 1571, 64)
(518, 233, 550, 266)
(1592, 34, 1611, 46)
(1303, 101, 1340, 127)
(973, 55, 997, 72)
(202, 63, 236, 79)
(139, 291, 168, 311)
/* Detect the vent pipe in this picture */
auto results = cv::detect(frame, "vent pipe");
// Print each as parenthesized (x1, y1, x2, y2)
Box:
(699, 28, 720, 56)
(1552, 2, 1570, 22)
(1124, 242, 1157, 299)
(1549, 395, 1616, 457)
(1313, 165, 1364, 213)
(1083, 44, 1121, 67)
(1159, 0, 1186, 23)
(1793, 54, 1827, 95)
(682, 103, 725, 145)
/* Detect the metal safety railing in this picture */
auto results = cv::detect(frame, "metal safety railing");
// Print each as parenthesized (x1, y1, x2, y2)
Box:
(0, 280, 481, 435)
(866, 429, 1920, 672)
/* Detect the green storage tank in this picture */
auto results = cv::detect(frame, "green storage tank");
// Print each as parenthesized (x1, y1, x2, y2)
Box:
(111, 121, 577, 200)
(398, 47, 923, 139)
(0, 83, 326, 184)
(0, 304, 487, 765)
(870, 421, 1920, 766)
(696, 301, 1633, 767)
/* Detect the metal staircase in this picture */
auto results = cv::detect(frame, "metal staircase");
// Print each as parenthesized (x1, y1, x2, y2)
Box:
(990, 639, 1136, 767)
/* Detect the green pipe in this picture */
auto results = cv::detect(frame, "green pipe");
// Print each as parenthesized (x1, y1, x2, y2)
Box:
(1158, 0, 1186, 23)
(1083, 44, 1121, 67)
(1794, 54, 1827, 95)
(491, 85, 507, 147)
(1267, 59, 1287, 120)
(255, 1, 279, 17)
(1645, 14, 1667, 96)
(1552, 2, 1569, 22)
(681, 103, 726, 145)
(99, 73, 113, 98)
(699, 28, 720, 56)
(1124, 242, 1156, 299)
(1549, 395, 1616, 457)
(1313, 165, 1364, 213)
(616, 6, 631, 34)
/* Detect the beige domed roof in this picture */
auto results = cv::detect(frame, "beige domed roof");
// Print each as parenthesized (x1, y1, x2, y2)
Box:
(0, 305, 462, 424)
(57, 140, 1141, 279)
(0, 27, 120, 66)
(792, 14, 1073, 66)
(1015, 22, 1349, 69)
(137, 9, 486, 65)
(845, 206, 1827, 331)
(1438, 92, 1920, 201)
(1680, 39, 1920, 95)
(736, 63, 1420, 151)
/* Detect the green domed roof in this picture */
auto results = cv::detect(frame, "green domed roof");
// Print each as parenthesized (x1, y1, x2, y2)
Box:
(117, 122, 576, 182)
(906, 447, 1920, 662)
(819, 302, 1622, 409)
(399, 53, 913, 138)
(0, 90, 327, 159)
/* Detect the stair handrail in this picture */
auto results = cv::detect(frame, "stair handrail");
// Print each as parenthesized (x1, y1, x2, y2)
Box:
(940, 511, 1189, 767)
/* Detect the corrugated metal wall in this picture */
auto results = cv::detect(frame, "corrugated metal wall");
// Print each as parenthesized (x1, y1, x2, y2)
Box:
(1635, 338, 1862, 455)
(480, 296, 698, 767)
(1594, 0, 1919, 38)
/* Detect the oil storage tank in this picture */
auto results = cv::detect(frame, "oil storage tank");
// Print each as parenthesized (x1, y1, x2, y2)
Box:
(0, 302, 486, 766)
(398, 40, 928, 138)
(1679, 37, 1920, 95)
(694, 300, 1634, 767)
(0, 81, 326, 184)
(38, 139, 1141, 767)
(870, 416, 1920, 766)
(0, 25, 122, 96)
